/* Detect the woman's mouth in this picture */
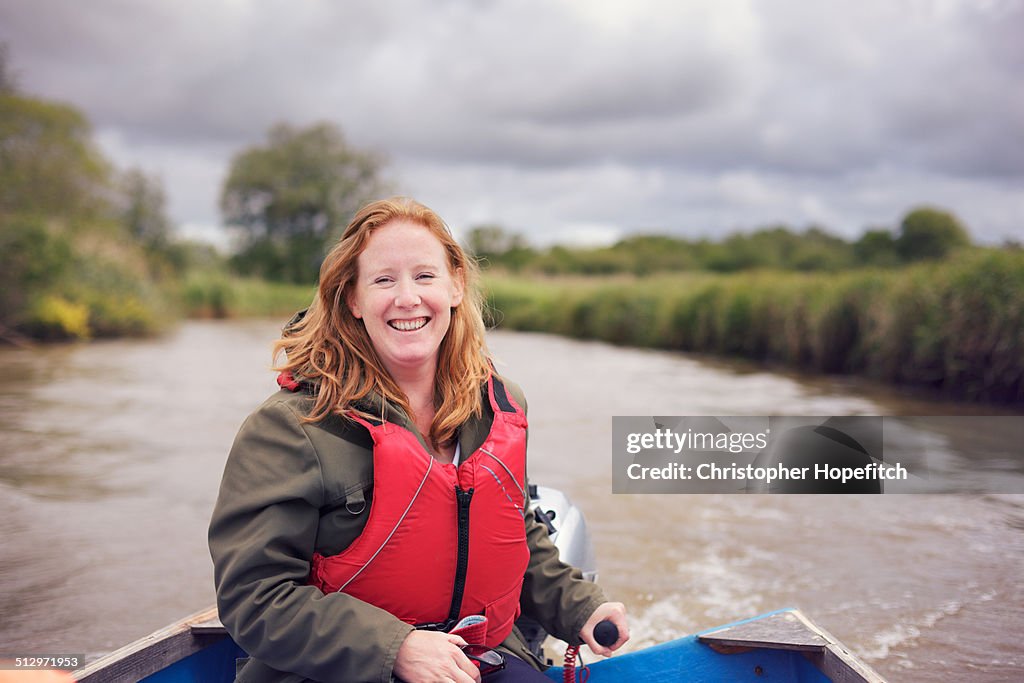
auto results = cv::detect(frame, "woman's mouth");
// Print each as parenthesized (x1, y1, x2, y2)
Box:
(388, 317, 429, 331)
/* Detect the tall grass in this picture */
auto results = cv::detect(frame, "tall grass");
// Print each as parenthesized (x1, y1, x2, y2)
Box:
(178, 273, 315, 319)
(484, 249, 1024, 403)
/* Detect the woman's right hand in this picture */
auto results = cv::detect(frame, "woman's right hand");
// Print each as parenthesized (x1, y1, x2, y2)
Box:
(393, 630, 482, 683)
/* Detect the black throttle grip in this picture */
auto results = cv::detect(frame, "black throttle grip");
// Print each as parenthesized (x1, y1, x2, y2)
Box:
(593, 620, 619, 647)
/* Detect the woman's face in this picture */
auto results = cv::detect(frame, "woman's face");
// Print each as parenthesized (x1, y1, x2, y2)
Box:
(348, 219, 464, 378)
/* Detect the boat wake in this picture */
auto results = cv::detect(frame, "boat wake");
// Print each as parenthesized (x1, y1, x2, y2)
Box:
(858, 588, 997, 667)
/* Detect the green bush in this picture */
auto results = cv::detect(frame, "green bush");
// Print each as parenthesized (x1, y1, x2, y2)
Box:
(24, 295, 90, 340)
(181, 273, 237, 318)
(1, 213, 173, 339)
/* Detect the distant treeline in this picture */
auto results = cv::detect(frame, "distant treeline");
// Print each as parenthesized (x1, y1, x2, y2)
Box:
(466, 206, 983, 276)
(485, 249, 1024, 403)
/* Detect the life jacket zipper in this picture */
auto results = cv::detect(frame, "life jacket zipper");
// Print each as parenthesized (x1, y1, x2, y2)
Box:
(445, 485, 474, 626)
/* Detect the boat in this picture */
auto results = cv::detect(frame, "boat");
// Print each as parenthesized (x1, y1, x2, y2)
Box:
(71, 487, 885, 681)
(72, 605, 884, 682)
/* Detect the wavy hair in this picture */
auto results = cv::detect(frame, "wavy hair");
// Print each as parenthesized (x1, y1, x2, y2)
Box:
(273, 197, 491, 449)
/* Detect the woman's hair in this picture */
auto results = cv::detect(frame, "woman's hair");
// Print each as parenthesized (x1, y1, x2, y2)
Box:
(273, 197, 491, 448)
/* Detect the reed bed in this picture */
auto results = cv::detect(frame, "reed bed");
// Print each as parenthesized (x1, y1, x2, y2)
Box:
(179, 273, 314, 319)
(484, 250, 1024, 403)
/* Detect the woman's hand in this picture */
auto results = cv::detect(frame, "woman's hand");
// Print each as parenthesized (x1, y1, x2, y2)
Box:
(393, 630, 482, 683)
(579, 601, 630, 657)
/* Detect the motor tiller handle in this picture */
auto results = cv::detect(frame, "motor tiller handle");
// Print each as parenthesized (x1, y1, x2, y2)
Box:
(593, 620, 619, 647)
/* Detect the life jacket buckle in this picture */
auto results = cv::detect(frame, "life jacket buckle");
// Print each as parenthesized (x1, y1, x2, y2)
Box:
(414, 619, 457, 632)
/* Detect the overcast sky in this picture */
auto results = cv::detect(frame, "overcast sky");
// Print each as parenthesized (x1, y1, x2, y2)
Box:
(2, 0, 1022, 247)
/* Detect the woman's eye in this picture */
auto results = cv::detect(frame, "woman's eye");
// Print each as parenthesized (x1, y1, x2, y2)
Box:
(373, 276, 394, 285)
(416, 273, 436, 281)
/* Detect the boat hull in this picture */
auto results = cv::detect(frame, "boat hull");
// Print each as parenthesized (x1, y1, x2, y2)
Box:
(74, 607, 883, 682)
(547, 636, 831, 682)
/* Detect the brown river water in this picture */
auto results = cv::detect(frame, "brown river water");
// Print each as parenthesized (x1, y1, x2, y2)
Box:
(1, 320, 1022, 681)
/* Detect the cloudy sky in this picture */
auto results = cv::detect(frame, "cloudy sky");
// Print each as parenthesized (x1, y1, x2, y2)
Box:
(2, 0, 1022, 247)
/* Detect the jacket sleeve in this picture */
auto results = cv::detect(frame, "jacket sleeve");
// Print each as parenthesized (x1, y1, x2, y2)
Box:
(503, 381, 607, 645)
(208, 398, 413, 683)
(519, 509, 607, 645)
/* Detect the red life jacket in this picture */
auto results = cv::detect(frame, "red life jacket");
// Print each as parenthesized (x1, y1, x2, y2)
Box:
(306, 374, 530, 648)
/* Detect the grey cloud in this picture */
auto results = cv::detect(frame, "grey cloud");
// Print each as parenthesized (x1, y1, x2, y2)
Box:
(1, 1, 384, 146)
(1, 0, 1021, 243)
(6, 0, 1021, 176)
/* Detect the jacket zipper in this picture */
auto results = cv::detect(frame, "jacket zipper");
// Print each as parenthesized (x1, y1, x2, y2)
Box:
(445, 485, 474, 626)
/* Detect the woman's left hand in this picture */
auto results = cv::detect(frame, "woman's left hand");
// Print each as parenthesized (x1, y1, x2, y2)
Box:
(579, 601, 630, 657)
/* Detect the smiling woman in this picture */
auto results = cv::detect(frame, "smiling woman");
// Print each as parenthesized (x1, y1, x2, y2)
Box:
(208, 197, 628, 683)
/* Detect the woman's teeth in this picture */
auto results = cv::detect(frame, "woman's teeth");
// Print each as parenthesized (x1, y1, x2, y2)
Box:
(389, 318, 428, 331)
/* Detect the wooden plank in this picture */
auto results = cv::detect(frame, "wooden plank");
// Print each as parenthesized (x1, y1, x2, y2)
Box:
(787, 610, 887, 683)
(698, 609, 887, 683)
(698, 610, 828, 652)
(189, 617, 227, 636)
(73, 605, 226, 683)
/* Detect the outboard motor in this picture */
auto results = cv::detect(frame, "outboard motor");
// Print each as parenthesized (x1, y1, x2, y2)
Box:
(515, 484, 598, 658)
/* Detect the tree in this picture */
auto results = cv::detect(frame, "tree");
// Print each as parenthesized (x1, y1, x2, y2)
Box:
(120, 168, 171, 247)
(118, 168, 194, 277)
(895, 207, 971, 262)
(612, 234, 697, 274)
(466, 224, 518, 258)
(464, 224, 535, 271)
(0, 42, 17, 94)
(221, 122, 385, 283)
(786, 226, 853, 271)
(854, 228, 900, 267)
(0, 91, 111, 219)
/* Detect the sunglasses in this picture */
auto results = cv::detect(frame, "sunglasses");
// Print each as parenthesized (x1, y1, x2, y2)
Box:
(462, 645, 506, 675)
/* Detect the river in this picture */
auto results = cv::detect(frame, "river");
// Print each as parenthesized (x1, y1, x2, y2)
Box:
(0, 320, 1021, 681)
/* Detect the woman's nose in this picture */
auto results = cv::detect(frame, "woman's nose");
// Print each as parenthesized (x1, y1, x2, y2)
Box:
(394, 281, 421, 308)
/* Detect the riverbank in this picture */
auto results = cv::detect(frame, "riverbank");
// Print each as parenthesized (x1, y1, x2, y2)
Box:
(484, 249, 1024, 404)
(0, 270, 314, 344)
(10, 248, 1022, 405)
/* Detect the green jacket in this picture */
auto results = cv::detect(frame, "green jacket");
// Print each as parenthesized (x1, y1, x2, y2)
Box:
(208, 378, 606, 683)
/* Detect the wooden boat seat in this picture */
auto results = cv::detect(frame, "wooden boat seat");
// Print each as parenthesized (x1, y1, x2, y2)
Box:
(189, 617, 227, 636)
(698, 609, 883, 683)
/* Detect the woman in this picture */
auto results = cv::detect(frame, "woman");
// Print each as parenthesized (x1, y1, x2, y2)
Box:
(209, 197, 628, 683)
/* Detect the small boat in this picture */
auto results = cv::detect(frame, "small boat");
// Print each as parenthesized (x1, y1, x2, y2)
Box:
(72, 605, 884, 682)
(72, 487, 885, 681)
